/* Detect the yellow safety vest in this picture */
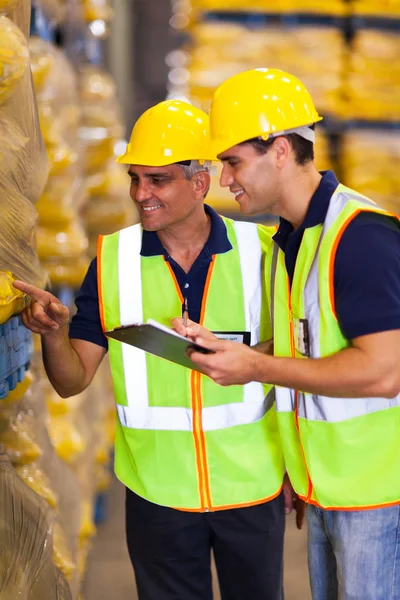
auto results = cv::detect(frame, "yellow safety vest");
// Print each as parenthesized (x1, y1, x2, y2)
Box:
(266, 184, 400, 509)
(98, 216, 285, 511)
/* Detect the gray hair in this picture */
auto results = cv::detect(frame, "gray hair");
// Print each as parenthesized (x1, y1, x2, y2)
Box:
(178, 160, 211, 180)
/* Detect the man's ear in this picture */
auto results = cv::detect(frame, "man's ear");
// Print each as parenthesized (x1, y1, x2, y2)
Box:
(272, 137, 291, 168)
(193, 171, 211, 197)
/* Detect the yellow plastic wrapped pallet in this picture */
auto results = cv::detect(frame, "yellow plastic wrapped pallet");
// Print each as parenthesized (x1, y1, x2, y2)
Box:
(0, 453, 72, 599)
(84, 162, 139, 257)
(351, 0, 400, 18)
(78, 64, 124, 173)
(341, 129, 400, 214)
(0, 1, 48, 290)
(48, 413, 87, 466)
(0, 15, 29, 104)
(0, 401, 42, 464)
(185, 21, 346, 117)
(30, 35, 89, 288)
(346, 30, 400, 121)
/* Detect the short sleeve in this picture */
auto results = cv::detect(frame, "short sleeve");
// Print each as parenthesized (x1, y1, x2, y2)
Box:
(334, 212, 400, 340)
(69, 258, 108, 350)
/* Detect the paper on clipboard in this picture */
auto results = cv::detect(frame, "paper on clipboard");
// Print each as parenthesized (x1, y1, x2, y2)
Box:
(104, 318, 214, 371)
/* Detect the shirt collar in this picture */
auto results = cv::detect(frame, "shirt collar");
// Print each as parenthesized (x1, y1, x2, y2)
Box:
(273, 170, 339, 249)
(140, 204, 233, 257)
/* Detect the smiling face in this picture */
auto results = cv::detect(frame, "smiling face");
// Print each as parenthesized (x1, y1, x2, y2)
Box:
(218, 141, 284, 217)
(128, 164, 209, 232)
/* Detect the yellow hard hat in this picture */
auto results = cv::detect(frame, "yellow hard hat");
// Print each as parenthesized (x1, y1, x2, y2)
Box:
(209, 68, 323, 156)
(117, 99, 216, 166)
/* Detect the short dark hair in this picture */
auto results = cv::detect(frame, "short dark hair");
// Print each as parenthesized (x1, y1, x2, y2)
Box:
(240, 126, 315, 166)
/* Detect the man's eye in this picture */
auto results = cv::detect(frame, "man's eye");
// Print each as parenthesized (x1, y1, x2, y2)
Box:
(151, 178, 166, 185)
(130, 178, 138, 185)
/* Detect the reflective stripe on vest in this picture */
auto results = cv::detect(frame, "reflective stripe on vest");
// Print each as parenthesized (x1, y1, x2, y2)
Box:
(269, 184, 400, 508)
(99, 217, 285, 510)
(114, 220, 267, 432)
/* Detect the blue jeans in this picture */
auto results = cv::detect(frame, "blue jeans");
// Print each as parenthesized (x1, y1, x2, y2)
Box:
(308, 504, 400, 600)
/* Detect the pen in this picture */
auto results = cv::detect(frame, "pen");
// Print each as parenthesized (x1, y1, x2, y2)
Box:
(182, 297, 189, 328)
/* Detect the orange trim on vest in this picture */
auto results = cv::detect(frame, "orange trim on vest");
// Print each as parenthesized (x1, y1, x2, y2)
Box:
(328, 207, 400, 320)
(97, 236, 106, 332)
(190, 371, 206, 511)
(163, 258, 184, 304)
(299, 494, 400, 512)
(174, 485, 283, 513)
(164, 256, 216, 510)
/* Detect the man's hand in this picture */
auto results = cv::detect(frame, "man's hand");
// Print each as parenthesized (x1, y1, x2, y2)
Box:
(172, 318, 218, 342)
(187, 335, 261, 386)
(282, 474, 306, 530)
(13, 280, 70, 335)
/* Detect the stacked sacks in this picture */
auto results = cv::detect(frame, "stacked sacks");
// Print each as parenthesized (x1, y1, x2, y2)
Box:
(341, 129, 400, 214)
(179, 19, 346, 118)
(0, 0, 48, 298)
(30, 37, 90, 288)
(78, 64, 138, 257)
(0, 453, 72, 600)
(83, 162, 138, 258)
(0, 352, 82, 598)
(345, 29, 400, 121)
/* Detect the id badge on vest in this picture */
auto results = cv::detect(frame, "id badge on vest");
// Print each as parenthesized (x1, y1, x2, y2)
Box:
(292, 317, 310, 358)
(212, 331, 251, 346)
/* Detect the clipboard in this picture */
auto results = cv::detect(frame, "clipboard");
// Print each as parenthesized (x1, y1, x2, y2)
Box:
(105, 318, 215, 371)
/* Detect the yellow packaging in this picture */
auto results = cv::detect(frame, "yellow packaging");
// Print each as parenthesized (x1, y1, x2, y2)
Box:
(15, 463, 58, 508)
(0, 16, 29, 105)
(0, 271, 27, 323)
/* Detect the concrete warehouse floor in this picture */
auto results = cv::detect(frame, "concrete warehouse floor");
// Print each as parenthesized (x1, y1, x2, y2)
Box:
(84, 477, 311, 600)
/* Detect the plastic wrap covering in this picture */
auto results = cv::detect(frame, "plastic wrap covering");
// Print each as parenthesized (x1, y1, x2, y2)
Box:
(341, 129, 400, 215)
(0, 354, 82, 598)
(30, 36, 90, 288)
(350, 0, 400, 18)
(78, 64, 124, 173)
(0, 453, 72, 599)
(78, 65, 138, 257)
(83, 162, 139, 257)
(174, 21, 346, 118)
(0, 4, 48, 292)
(346, 30, 400, 121)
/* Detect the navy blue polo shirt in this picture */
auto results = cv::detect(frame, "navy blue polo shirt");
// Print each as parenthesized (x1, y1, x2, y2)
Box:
(273, 170, 400, 339)
(69, 205, 233, 350)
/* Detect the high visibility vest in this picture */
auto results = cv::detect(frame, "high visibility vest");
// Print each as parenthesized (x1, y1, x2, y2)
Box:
(98, 217, 285, 511)
(266, 183, 400, 509)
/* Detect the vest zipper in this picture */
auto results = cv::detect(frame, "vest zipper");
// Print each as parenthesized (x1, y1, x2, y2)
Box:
(165, 256, 214, 512)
